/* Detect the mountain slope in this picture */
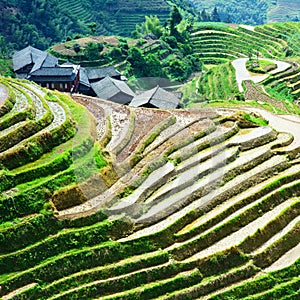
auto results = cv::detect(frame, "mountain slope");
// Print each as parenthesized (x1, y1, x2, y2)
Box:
(1, 76, 300, 299)
(189, 0, 300, 24)
(0, 0, 194, 51)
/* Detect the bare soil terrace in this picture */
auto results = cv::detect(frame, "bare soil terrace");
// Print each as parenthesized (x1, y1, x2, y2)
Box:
(0, 83, 8, 106)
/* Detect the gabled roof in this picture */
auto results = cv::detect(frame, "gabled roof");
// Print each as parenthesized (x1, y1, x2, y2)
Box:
(28, 66, 78, 82)
(85, 66, 121, 81)
(129, 86, 180, 109)
(79, 68, 91, 87)
(13, 46, 58, 72)
(91, 76, 135, 102)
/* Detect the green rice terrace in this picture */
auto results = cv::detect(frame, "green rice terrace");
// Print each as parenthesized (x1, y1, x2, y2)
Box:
(2, 22, 300, 300)
(1, 77, 300, 298)
(183, 21, 300, 107)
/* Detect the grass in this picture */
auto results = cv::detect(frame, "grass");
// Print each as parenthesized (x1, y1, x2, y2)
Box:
(0, 59, 14, 77)
(244, 113, 269, 126)
(246, 59, 277, 74)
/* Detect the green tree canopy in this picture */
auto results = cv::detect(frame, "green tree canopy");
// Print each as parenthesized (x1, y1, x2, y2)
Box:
(133, 15, 163, 38)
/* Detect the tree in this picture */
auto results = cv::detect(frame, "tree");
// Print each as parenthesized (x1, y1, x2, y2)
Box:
(88, 22, 97, 35)
(145, 53, 163, 77)
(200, 9, 210, 22)
(170, 6, 182, 37)
(84, 42, 102, 60)
(127, 47, 146, 77)
(133, 15, 163, 38)
(73, 43, 81, 54)
(0, 36, 9, 58)
(166, 58, 187, 81)
(211, 7, 221, 22)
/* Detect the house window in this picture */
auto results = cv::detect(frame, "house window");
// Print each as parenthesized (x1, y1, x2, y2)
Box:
(60, 83, 64, 89)
(46, 83, 49, 88)
(65, 83, 68, 89)
(51, 83, 54, 89)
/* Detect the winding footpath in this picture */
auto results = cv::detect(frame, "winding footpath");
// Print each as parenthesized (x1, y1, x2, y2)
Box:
(232, 58, 291, 92)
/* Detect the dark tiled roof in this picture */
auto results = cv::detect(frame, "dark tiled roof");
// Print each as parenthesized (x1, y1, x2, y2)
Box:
(79, 68, 91, 87)
(91, 76, 135, 101)
(129, 86, 180, 109)
(29, 67, 77, 82)
(85, 66, 121, 81)
(13, 46, 58, 72)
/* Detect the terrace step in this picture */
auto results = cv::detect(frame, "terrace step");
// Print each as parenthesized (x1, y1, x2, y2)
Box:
(171, 197, 294, 262)
(170, 121, 238, 164)
(107, 162, 175, 214)
(98, 269, 202, 300)
(135, 142, 278, 225)
(73, 96, 131, 153)
(144, 147, 240, 208)
(264, 242, 300, 273)
(120, 155, 289, 242)
(116, 107, 171, 162)
(142, 110, 216, 156)
(0, 218, 115, 273)
(251, 207, 300, 255)
(253, 216, 300, 269)
(47, 260, 175, 299)
(242, 277, 300, 300)
(17, 85, 48, 121)
(177, 163, 300, 240)
(204, 257, 300, 299)
(41, 251, 169, 298)
(2, 283, 38, 300)
(155, 263, 258, 300)
(10, 89, 28, 114)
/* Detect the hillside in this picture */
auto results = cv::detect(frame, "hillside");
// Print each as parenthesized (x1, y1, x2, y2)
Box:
(0, 0, 195, 51)
(1, 75, 300, 299)
(189, 0, 300, 24)
(181, 21, 300, 106)
(2, 0, 299, 53)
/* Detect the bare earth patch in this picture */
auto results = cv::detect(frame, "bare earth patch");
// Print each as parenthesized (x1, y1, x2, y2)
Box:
(0, 83, 8, 106)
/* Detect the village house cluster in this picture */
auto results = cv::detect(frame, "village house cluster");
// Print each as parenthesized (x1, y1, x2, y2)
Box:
(13, 46, 181, 109)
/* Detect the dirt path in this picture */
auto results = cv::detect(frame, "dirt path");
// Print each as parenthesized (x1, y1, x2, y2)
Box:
(218, 107, 300, 153)
(0, 83, 8, 106)
(243, 107, 300, 153)
(232, 58, 291, 92)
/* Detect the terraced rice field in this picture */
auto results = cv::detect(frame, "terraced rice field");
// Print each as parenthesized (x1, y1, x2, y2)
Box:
(56, 0, 170, 36)
(191, 22, 300, 64)
(189, 22, 300, 104)
(268, 0, 300, 22)
(1, 75, 300, 299)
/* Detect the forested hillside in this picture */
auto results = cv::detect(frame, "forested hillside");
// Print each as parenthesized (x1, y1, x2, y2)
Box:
(188, 0, 300, 24)
(0, 0, 195, 51)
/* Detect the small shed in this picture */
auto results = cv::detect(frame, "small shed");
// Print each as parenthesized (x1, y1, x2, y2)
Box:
(129, 86, 181, 109)
(91, 76, 135, 104)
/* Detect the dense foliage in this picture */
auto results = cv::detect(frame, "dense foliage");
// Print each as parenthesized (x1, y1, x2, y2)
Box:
(190, 0, 271, 24)
(0, 0, 197, 51)
(126, 7, 203, 82)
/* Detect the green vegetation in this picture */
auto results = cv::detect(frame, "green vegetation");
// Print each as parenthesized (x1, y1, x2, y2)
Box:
(246, 59, 277, 74)
(190, 0, 300, 24)
(1, 76, 300, 299)
(244, 113, 269, 126)
(2, 3, 300, 300)
(0, 0, 197, 51)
